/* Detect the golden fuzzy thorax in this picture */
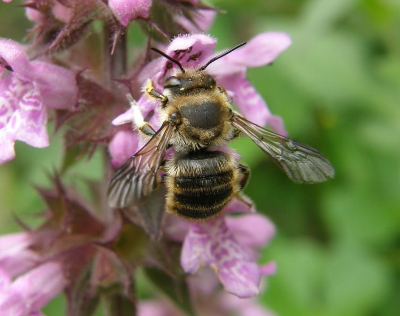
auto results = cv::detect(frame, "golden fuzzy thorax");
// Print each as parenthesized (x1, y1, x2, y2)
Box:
(159, 70, 235, 153)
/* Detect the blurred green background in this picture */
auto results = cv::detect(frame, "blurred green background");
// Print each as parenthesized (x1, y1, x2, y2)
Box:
(1, 0, 399, 315)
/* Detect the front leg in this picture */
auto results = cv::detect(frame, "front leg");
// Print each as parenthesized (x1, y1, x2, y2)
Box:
(144, 79, 168, 106)
(126, 94, 156, 137)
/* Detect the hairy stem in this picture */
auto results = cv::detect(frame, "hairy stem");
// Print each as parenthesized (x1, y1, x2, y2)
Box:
(103, 23, 127, 88)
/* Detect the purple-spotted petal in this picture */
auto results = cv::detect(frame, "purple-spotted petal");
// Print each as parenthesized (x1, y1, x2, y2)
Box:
(217, 260, 261, 297)
(12, 86, 48, 147)
(181, 223, 212, 273)
(0, 39, 77, 111)
(181, 217, 263, 298)
(165, 34, 216, 69)
(109, 0, 152, 27)
(0, 75, 49, 164)
(0, 39, 77, 163)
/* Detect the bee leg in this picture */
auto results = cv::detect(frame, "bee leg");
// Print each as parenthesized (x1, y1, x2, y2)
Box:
(144, 79, 168, 105)
(126, 93, 156, 136)
(227, 128, 241, 141)
(139, 124, 156, 137)
(235, 164, 254, 208)
(237, 164, 250, 189)
(236, 193, 255, 209)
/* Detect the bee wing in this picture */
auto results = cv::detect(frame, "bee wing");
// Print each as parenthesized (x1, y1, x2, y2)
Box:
(231, 114, 334, 184)
(108, 122, 174, 208)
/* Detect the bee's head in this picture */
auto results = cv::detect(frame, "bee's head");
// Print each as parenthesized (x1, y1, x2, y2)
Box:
(162, 70, 216, 95)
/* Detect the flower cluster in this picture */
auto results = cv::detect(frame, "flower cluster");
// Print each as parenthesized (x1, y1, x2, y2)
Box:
(0, 0, 291, 314)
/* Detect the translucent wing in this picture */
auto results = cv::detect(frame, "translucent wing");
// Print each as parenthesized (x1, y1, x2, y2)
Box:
(108, 122, 174, 208)
(231, 114, 334, 183)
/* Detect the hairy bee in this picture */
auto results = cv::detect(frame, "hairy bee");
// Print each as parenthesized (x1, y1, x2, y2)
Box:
(108, 43, 334, 220)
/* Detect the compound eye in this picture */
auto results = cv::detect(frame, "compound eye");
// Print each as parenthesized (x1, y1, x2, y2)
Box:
(164, 76, 181, 88)
(208, 76, 216, 88)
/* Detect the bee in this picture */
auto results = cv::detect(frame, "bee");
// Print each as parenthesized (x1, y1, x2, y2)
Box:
(108, 43, 334, 220)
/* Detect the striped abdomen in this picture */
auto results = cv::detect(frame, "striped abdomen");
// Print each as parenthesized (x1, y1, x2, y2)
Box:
(165, 150, 239, 220)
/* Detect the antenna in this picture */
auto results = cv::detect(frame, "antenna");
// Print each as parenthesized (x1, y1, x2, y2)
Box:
(151, 47, 185, 73)
(198, 42, 247, 71)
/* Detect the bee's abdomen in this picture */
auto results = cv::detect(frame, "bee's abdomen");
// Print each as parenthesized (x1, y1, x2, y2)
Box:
(165, 151, 239, 220)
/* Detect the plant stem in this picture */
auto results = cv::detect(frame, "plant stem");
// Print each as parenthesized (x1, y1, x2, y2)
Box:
(103, 23, 127, 88)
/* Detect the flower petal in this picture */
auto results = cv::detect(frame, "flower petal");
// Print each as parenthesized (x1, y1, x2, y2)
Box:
(109, 129, 139, 167)
(0, 133, 15, 164)
(0, 75, 49, 164)
(11, 85, 49, 148)
(225, 214, 276, 249)
(181, 217, 264, 298)
(0, 233, 33, 259)
(224, 197, 255, 214)
(109, 0, 152, 27)
(165, 34, 216, 69)
(223, 32, 291, 68)
(0, 262, 66, 315)
(217, 260, 260, 298)
(181, 223, 213, 273)
(163, 215, 190, 243)
(31, 61, 78, 110)
(0, 39, 32, 81)
(176, 9, 216, 33)
(0, 233, 39, 277)
(112, 107, 135, 126)
(260, 261, 277, 276)
(12, 262, 66, 311)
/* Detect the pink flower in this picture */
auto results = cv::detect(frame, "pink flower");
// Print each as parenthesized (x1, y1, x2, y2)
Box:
(0, 262, 67, 316)
(0, 38, 78, 164)
(0, 232, 40, 278)
(181, 213, 276, 298)
(109, 0, 152, 27)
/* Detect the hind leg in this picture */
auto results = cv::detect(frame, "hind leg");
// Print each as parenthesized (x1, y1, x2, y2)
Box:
(235, 164, 254, 209)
